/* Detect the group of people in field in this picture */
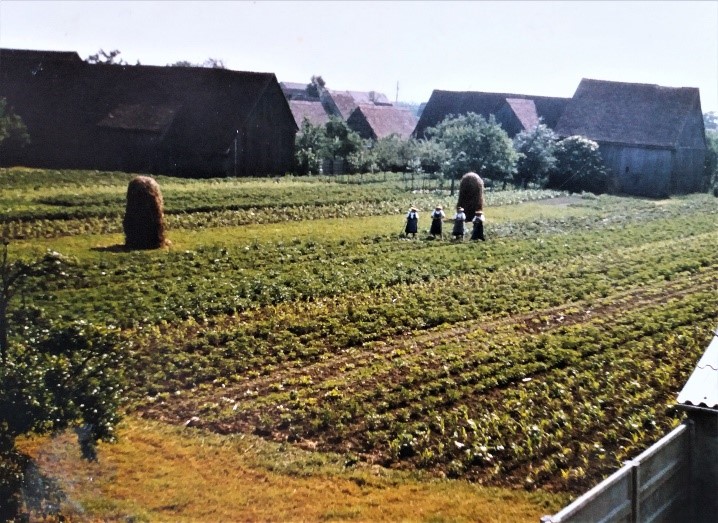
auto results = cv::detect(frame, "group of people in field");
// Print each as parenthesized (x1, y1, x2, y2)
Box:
(404, 205, 485, 242)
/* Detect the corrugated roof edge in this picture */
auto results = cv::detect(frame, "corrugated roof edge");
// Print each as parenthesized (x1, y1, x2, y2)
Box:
(676, 329, 718, 410)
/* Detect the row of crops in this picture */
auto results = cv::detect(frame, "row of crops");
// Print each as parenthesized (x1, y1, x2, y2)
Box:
(4, 167, 718, 495)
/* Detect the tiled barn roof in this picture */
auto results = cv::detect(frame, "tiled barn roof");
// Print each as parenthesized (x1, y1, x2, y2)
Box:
(555, 78, 704, 148)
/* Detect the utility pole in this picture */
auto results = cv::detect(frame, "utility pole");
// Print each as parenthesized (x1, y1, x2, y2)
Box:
(395, 81, 399, 104)
(234, 130, 238, 177)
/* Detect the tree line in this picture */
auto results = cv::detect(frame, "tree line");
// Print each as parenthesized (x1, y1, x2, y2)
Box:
(295, 113, 607, 194)
(295, 110, 718, 195)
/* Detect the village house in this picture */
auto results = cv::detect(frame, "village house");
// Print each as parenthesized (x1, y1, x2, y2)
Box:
(413, 89, 570, 139)
(320, 89, 393, 120)
(555, 78, 707, 198)
(346, 104, 418, 141)
(288, 100, 331, 128)
(0, 48, 298, 177)
(279, 81, 316, 102)
(280, 81, 396, 128)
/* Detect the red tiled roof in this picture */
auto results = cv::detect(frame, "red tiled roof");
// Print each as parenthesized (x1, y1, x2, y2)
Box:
(289, 100, 330, 127)
(505, 98, 540, 131)
(347, 104, 418, 140)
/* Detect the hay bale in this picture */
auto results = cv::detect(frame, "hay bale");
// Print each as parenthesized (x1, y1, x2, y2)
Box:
(457, 172, 485, 221)
(123, 176, 167, 250)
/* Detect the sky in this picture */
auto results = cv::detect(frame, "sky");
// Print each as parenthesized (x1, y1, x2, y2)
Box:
(1, 0, 717, 112)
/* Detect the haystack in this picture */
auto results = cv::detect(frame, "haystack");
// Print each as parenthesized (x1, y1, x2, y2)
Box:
(457, 172, 485, 221)
(123, 176, 167, 250)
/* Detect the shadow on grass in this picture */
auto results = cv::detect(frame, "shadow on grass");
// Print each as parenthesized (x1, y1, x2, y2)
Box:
(90, 244, 128, 253)
(1, 450, 68, 522)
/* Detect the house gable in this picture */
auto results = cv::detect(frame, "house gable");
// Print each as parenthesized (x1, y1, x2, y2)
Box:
(496, 98, 540, 137)
(289, 100, 330, 128)
(347, 104, 418, 140)
(322, 89, 393, 120)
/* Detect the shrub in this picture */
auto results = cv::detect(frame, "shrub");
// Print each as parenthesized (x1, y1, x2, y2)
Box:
(548, 136, 609, 194)
(513, 123, 558, 188)
(0, 243, 126, 519)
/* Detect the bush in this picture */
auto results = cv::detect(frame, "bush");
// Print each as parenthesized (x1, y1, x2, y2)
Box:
(294, 118, 326, 175)
(0, 242, 126, 518)
(513, 123, 558, 188)
(548, 136, 609, 194)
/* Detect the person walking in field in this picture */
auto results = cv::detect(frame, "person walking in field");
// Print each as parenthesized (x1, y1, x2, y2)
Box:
(429, 205, 445, 239)
(404, 206, 419, 238)
(471, 210, 486, 241)
(452, 206, 466, 241)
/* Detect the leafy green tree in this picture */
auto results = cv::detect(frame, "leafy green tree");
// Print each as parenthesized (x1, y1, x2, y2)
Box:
(323, 117, 362, 171)
(347, 139, 378, 175)
(548, 135, 609, 194)
(513, 123, 558, 188)
(704, 130, 718, 194)
(372, 134, 412, 172)
(411, 137, 449, 174)
(425, 113, 519, 189)
(704, 111, 718, 132)
(306, 75, 326, 98)
(169, 58, 226, 69)
(0, 98, 29, 148)
(294, 118, 327, 175)
(0, 242, 126, 518)
(85, 49, 126, 65)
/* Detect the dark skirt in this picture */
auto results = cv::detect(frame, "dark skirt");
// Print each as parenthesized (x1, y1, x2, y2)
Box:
(452, 220, 465, 237)
(405, 217, 418, 234)
(429, 218, 442, 236)
(471, 221, 485, 241)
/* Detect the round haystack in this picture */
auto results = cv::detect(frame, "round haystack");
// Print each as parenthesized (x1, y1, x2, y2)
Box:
(123, 176, 167, 250)
(457, 172, 485, 221)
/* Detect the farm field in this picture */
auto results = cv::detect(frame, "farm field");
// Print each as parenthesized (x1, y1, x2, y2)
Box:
(3, 167, 718, 521)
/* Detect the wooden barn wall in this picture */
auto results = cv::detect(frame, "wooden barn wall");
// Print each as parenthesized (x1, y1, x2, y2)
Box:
(91, 129, 164, 174)
(599, 144, 673, 197)
(672, 147, 706, 194)
(671, 107, 707, 193)
(238, 91, 296, 177)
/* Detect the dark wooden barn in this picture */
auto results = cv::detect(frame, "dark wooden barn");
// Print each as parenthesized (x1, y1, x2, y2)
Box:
(0, 48, 297, 177)
(555, 79, 707, 197)
(346, 104, 418, 140)
(412, 89, 569, 138)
